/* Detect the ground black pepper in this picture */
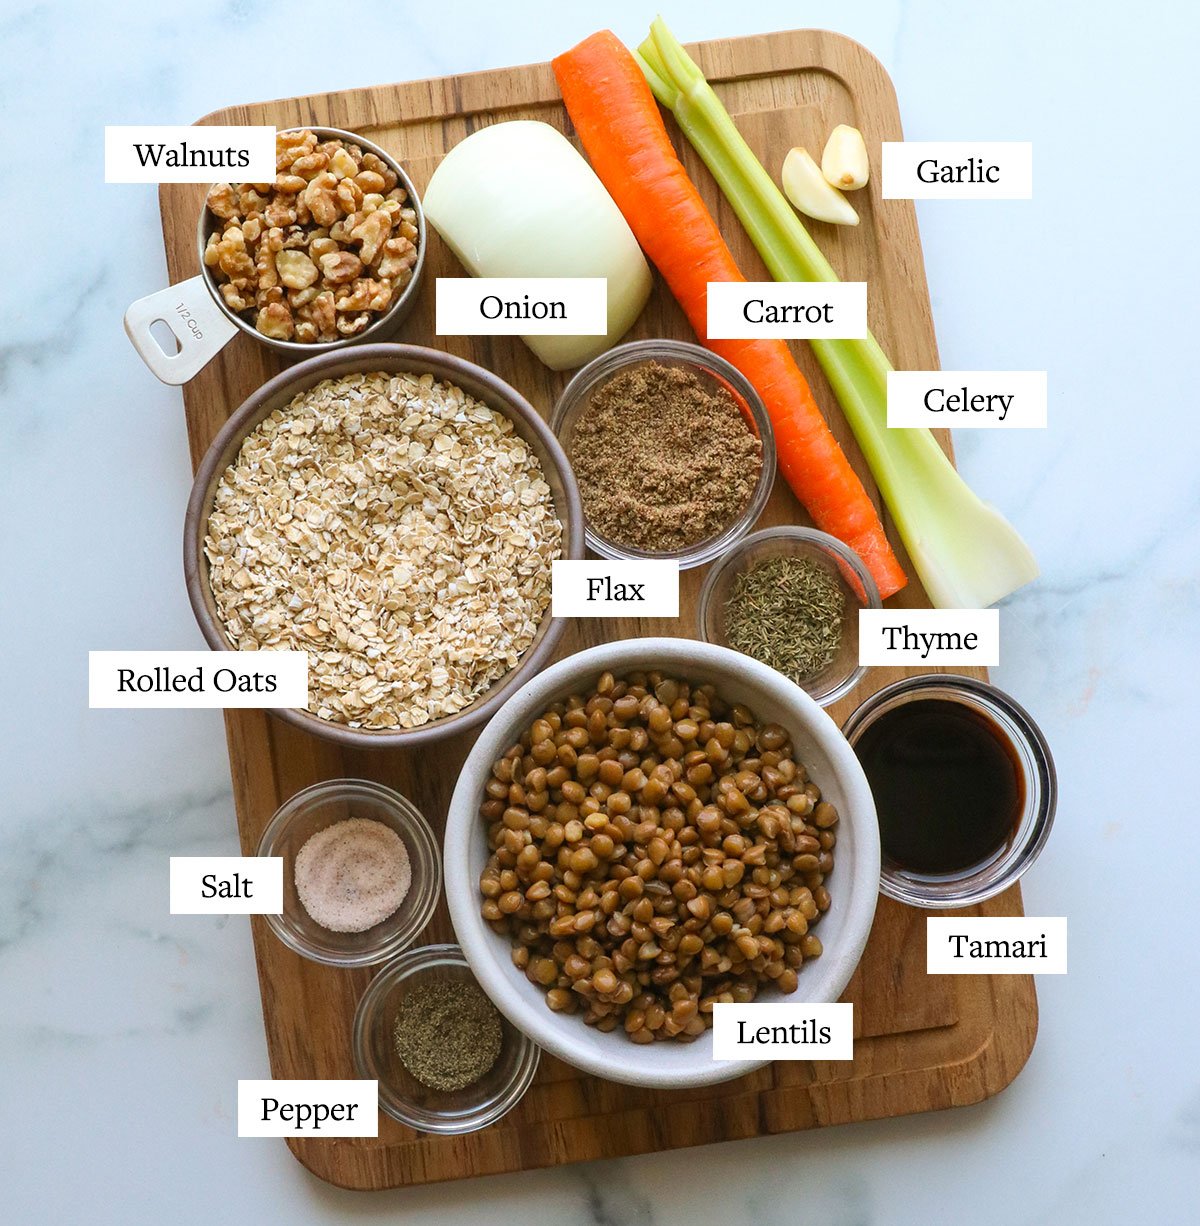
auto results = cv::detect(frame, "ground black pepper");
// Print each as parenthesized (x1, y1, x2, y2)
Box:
(392, 980, 503, 1092)
(570, 362, 762, 553)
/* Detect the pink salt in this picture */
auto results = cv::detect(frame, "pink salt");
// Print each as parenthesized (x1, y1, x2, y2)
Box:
(294, 817, 412, 933)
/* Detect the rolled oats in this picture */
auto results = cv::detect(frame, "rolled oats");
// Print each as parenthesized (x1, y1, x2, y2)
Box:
(204, 372, 562, 730)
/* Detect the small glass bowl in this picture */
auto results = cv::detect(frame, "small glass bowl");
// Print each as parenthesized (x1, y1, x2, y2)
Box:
(698, 526, 881, 707)
(353, 943, 540, 1134)
(551, 339, 776, 569)
(842, 674, 1057, 908)
(257, 779, 441, 967)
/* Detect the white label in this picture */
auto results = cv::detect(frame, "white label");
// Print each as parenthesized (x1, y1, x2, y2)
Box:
(237, 1080, 378, 1137)
(436, 278, 606, 336)
(928, 917, 1068, 974)
(882, 141, 1033, 199)
(887, 371, 1047, 429)
(170, 857, 283, 915)
(88, 651, 308, 708)
(706, 281, 867, 339)
(859, 609, 999, 666)
(104, 125, 276, 183)
(712, 1003, 853, 1060)
(551, 560, 679, 618)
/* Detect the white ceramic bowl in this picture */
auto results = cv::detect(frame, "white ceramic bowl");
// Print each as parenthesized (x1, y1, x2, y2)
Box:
(444, 637, 880, 1090)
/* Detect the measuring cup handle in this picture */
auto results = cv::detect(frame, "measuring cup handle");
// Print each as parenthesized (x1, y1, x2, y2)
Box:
(124, 275, 240, 385)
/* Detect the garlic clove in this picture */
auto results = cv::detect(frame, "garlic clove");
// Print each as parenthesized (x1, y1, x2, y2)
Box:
(781, 147, 860, 226)
(820, 124, 870, 190)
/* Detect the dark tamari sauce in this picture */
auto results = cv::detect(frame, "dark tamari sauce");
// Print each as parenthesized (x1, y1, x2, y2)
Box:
(854, 699, 1023, 874)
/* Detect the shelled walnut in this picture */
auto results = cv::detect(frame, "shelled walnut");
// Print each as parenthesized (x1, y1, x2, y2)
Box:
(203, 130, 419, 343)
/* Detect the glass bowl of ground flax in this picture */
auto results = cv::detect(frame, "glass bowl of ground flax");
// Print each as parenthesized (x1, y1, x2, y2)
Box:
(353, 943, 540, 1133)
(552, 340, 776, 568)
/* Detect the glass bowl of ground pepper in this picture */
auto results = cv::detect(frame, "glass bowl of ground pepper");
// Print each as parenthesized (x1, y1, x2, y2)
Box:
(353, 943, 540, 1133)
(552, 339, 776, 568)
(698, 526, 881, 707)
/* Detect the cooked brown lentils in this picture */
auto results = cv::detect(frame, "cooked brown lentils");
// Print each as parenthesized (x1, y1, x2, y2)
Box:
(477, 671, 837, 1043)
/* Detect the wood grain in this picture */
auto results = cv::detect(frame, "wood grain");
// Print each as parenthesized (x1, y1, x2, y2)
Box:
(158, 27, 1038, 1190)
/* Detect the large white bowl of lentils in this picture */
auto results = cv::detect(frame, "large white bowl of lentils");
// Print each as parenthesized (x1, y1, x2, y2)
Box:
(445, 637, 880, 1089)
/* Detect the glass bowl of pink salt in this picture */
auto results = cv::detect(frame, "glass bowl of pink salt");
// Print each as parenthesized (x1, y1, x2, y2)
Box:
(257, 778, 441, 968)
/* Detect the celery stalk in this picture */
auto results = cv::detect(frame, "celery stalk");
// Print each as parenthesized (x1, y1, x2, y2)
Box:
(638, 18, 1038, 609)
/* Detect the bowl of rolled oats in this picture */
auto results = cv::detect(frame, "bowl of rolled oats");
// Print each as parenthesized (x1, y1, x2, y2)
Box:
(125, 127, 426, 385)
(184, 344, 584, 748)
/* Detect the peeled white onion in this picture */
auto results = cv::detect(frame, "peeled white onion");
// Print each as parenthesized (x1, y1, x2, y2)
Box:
(422, 121, 652, 370)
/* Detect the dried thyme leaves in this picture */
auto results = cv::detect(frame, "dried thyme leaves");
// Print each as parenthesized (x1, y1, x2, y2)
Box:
(725, 556, 846, 683)
(392, 980, 503, 1092)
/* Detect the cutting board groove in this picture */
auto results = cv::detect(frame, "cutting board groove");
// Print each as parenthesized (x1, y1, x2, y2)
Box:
(158, 27, 1036, 1190)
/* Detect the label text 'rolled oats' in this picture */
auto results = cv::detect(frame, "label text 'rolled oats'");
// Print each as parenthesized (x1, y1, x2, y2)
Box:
(88, 651, 308, 708)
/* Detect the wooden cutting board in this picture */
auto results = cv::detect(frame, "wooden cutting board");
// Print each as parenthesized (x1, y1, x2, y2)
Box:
(158, 27, 1037, 1190)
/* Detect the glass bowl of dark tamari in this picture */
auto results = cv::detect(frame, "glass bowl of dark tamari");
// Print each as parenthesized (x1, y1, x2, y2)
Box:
(842, 674, 1056, 907)
(352, 942, 540, 1134)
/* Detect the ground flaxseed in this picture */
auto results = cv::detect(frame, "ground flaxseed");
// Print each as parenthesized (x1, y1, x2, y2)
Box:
(569, 362, 762, 553)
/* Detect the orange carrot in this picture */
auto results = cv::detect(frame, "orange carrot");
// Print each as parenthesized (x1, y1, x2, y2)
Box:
(552, 31, 906, 598)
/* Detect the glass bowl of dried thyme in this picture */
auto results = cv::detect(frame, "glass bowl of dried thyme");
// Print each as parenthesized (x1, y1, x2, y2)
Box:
(551, 339, 776, 568)
(353, 942, 540, 1133)
(698, 526, 882, 707)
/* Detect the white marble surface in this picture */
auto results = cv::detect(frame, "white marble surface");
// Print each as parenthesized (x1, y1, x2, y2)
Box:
(2, 0, 1197, 1221)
